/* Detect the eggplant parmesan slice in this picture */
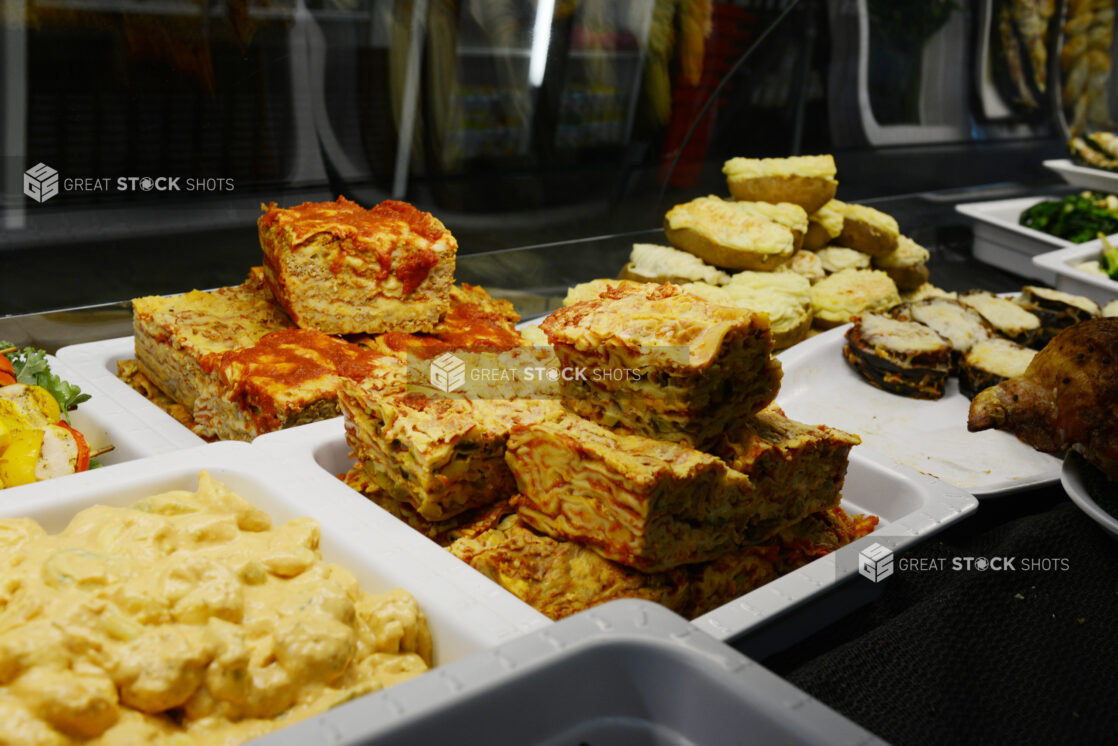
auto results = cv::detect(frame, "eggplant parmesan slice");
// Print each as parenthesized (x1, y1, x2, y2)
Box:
(959, 338, 1037, 399)
(958, 290, 1042, 347)
(1014, 286, 1101, 347)
(843, 313, 952, 399)
(893, 298, 993, 370)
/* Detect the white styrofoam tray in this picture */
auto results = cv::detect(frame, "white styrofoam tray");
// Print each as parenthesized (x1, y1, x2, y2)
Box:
(776, 324, 1063, 496)
(0, 441, 550, 668)
(254, 417, 977, 643)
(0, 353, 205, 494)
(955, 195, 1076, 284)
(258, 599, 887, 746)
(55, 336, 206, 445)
(1044, 158, 1118, 194)
(1031, 237, 1118, 307)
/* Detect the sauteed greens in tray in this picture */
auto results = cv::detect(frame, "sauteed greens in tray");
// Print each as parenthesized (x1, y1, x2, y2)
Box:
(1020, 192, 1118, 244)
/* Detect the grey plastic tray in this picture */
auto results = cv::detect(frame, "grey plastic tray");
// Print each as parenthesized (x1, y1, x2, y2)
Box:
(257, 599, 887, 746)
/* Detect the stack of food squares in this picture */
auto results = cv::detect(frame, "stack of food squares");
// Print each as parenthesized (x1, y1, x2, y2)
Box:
(341, 281, 878, 620)
(123, 197, 524, 441)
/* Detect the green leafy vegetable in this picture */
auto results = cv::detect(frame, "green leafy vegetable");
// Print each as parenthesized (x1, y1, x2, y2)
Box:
(1020, 192, 1118, 244)
(1100, 235, 1118, 280)
(0, 341, 91, 423)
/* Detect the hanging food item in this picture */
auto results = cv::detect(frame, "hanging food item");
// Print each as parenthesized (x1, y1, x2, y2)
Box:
(999, 1, 1040, 109)
(1012, 0, 1056, 93)
(1061, 0, 1114, 135)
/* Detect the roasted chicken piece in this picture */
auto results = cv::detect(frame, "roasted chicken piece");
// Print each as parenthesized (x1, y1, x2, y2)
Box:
(968, 318, 1118, 479)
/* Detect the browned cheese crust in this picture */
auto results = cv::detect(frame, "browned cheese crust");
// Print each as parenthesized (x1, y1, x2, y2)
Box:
(539, 283, 781, 450)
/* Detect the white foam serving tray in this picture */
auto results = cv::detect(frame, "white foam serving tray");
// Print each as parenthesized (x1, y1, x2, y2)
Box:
(254, 417, 978, 644)
(257, 598, 887, 746)
(0, 352, 206, 495)
(0, 441, 550, 668)
(955, 195, 1073, 284)
(1031, 236, 1118, 307)
(55, 336, 206, 445)
(777, 324, 1063, 496)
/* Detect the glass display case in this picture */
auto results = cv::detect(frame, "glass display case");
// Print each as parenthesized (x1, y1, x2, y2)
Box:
(2, 2, 1116, 744)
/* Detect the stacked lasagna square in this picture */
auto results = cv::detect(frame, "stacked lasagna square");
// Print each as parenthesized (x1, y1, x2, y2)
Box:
(339, 282, 878, 621)
(127, 197, 523, 440)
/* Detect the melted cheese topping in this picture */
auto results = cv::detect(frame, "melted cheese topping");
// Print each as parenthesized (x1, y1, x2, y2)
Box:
(726, 270, 812, 300)
(734, 202, 809, 234)
(683, 280, 809, 336)
(840, 203, 900, 236)
(857, 313, 950, 354)
(629, 243, 730, 285)
(907, 300, 990, 352)
(964, 338, 1036, 378)
(779, 250, 826, 283)
(679, 283, 734, 306)
(0, 473, 431, 745)
(816, 247, 872, 273)
(722, 155, 837, 180)
(562, 279, 644, 307)
(809, 200, 844, 238)
(1103, 300, 1118, 317)
(874, 235, 930, 269)
(959, 292, 1040, 335)
(665, 197, 794, 256)
(541, 283, 769, 370)
(132, 276, 293, 365)
(811, 270, 901, 324)
(901, 283, 956, 303)
(1021, 285, 1102, 315)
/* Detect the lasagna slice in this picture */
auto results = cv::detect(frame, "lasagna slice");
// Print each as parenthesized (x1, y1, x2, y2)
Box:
(506, 412, 843, 573)
(343, 466, 510, 546)
(710, 404, 861, 534)
(448, 505, 878, 621)
(258, 197, 456, 334)
(842, 312, 952, 399)
(131, 271, 405, 440)
(539, 283, 782, 450)
(339, 376, 564, 522)
(197, 328, 397, 440)
(359, 283, 525, 360)
(132, 270, 293, 413)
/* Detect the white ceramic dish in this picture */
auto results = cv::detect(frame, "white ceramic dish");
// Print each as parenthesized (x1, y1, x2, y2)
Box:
(55, 336, 206, 445)
(955, 195, 1071, 283)
(1061, 452, 1118, 541)
(254, 418, 977, 644)
(775, 324, 1063, 496)
(1044, 158, 1118, 194)
(0, 441, 550, 667)
(258, 599, 887, 746)
(1031, 237, 1118, 308)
